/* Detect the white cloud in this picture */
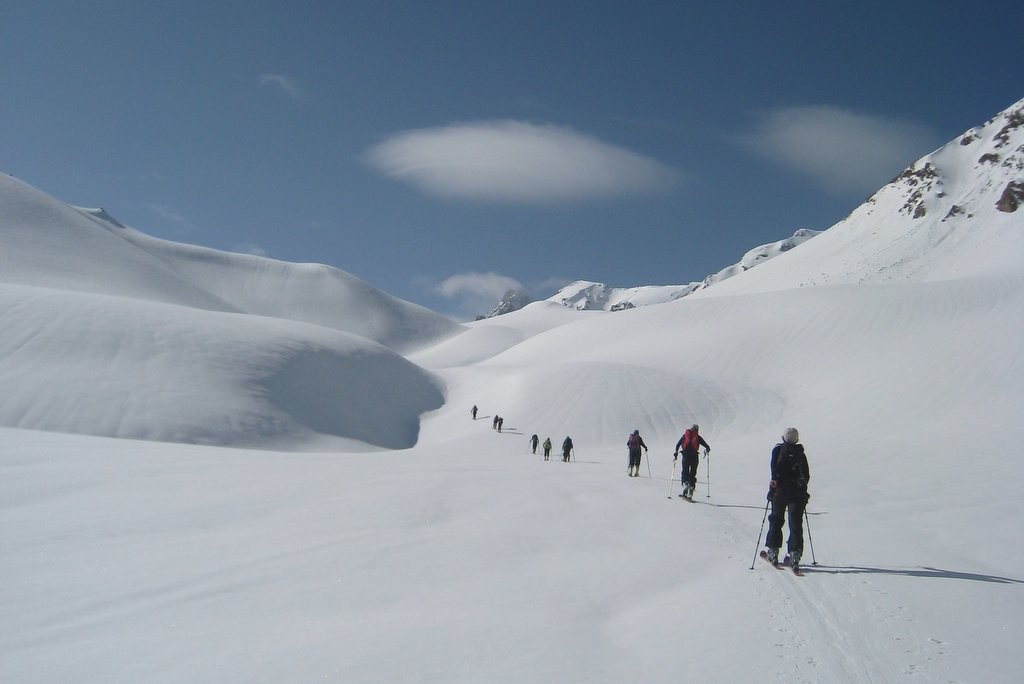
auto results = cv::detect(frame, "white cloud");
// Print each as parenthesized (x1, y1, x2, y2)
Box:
(437, 271, 524, 300)
(741, 106, 939, 193)
(364, 120, 680, 203)
(435, 271, 526, 317)
(259, 73, 301, 99)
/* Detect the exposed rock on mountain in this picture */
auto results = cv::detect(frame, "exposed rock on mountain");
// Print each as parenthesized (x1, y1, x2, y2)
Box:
(480, 288, 534, 318)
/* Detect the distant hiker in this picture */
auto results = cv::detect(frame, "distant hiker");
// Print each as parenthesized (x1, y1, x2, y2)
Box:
(472, 405, 478, 420)
(543, 437, 552, 461)
(562, 436, 574, 462)
(492, 415, 499, 430)
(497, 417, 504, 433)
(764, 428, 811, 570)
(626, 429, 648, 477)
(529, 434, 540, 454)
(674, 424, 710, 500)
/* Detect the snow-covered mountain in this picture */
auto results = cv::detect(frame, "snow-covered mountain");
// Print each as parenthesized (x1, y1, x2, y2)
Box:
(698, 96, 1024, 296)
(546, 228, 820, 311)
(2, 96, 1023, 683)
(0, 174, 459, 449)
(480, 287, 533, 318)
(0, 175, 462, 353)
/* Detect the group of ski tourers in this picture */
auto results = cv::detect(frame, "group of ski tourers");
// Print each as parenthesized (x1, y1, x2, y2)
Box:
(628, 424, 811, 574)
(473, 403, 811, 573)
(530, 433, 573, 462)
(473, 405, 574, 462)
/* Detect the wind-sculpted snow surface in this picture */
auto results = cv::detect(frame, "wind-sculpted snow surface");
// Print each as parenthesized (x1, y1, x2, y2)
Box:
(0, 284, 443, 450)
(0, 172, 456, 448)
(0, 174, 461, 353)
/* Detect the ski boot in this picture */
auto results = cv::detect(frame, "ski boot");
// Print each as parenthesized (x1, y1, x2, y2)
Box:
(786, 549, 802, 568)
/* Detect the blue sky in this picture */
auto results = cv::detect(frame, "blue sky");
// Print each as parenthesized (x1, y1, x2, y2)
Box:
(2, 1, 1020, 319)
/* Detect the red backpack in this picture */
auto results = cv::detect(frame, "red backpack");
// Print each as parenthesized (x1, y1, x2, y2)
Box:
(682, 429, 697, 451)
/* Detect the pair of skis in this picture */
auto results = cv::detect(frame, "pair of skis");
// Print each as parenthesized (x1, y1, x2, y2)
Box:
(759, 550, 805, 576)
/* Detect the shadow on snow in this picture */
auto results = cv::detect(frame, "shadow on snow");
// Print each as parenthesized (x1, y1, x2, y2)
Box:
(801, 565, 1024, 584)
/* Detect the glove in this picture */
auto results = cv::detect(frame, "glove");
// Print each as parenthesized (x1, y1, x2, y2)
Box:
(673, 452, 678, 461)
(769, 479, 777, 490)
(703, 448, 710, 457)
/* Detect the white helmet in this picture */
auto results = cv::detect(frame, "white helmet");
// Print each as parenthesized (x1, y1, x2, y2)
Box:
(782, 427, 800, 444)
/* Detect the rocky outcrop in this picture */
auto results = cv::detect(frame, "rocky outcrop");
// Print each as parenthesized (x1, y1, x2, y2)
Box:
(483, 288, 534, 318)
(996, 180, 1024, 213)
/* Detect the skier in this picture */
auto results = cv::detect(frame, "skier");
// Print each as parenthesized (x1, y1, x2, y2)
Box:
(626, 429, 648, 477)
(497, 417, 504, 433)
(529, 434, 540, 454)
(542, 437, 552, 461)
(492, 415, 499, 430)
(674, 424, 710, 500)
(763, 427, 810, 571)
(472, 405, 478, 420)
(561, 436, 574, 462)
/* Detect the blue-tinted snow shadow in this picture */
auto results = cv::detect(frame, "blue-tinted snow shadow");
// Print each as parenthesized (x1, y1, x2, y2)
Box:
(801, 565, 1024, 584)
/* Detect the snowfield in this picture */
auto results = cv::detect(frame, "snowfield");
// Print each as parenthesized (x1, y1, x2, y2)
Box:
(2, 98, 1023, 682)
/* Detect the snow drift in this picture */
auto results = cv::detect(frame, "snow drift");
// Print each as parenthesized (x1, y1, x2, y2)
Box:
(0, 174, 453, 449)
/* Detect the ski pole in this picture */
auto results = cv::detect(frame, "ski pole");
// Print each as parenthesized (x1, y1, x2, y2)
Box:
(749, 498, 771, 570)
(705, 452, 711, 499)
(667, 457, 677, 498)
(645, 451, 652, 478)
(804, 508, 818, 566)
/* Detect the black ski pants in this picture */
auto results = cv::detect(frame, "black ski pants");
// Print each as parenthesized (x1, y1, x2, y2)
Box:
(766, 487, 807, 553)
(628, 447, 642, 469)
(681, 449, 699, 488)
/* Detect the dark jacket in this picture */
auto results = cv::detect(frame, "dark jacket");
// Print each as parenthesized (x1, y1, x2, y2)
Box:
(771, 441, 810, 492)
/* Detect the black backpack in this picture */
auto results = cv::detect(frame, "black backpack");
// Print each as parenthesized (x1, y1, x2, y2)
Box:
(773, 442, 806, 484)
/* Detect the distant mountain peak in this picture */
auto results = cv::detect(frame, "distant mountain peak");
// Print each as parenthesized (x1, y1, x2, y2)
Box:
(543, 228, 821, 311)
(480, 288, 533, 319)
(867, 97, 1023, 224)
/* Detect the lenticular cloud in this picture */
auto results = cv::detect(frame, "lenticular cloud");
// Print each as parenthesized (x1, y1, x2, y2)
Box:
(742, 106, 939, 194)
(364, 120, 679, 203)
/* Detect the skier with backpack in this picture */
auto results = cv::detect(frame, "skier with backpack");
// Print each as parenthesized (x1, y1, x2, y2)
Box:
(529, 434, 540, 454)
(626, 429, 648, 477)
(763, 427, 811, 572)
(674, 424, 710, 500)
(561, 436, 574, 462)
(542, 437, 552, 461)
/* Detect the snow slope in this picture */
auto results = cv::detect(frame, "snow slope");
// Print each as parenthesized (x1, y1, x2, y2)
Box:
(0, 173, 456, 449)
(2, 96, 1024, 682)
(0, 174, 461, 353)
